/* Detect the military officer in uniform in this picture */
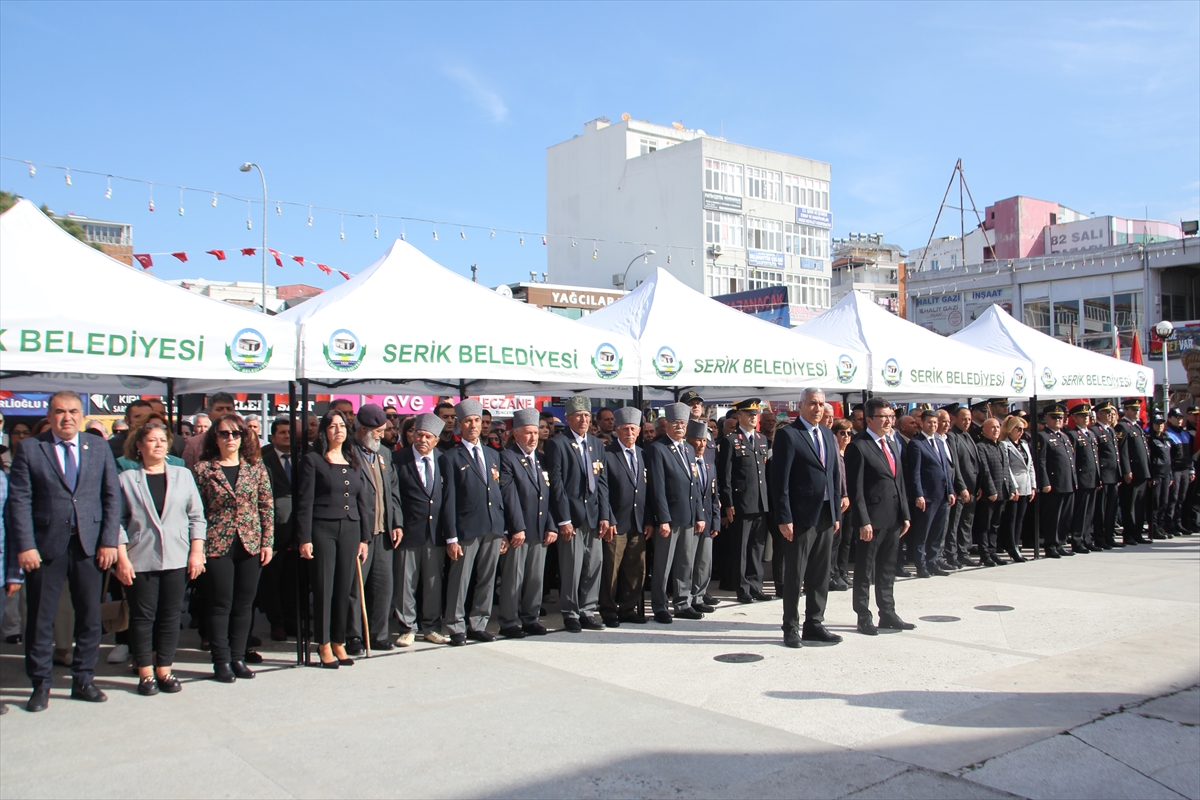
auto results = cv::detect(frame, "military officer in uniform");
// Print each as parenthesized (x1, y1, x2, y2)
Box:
(988, 398, 1010, 421)
(1068, 403, 1100, 554)
(600, 407, 648, 626)
(686, 420, 720, 616)
(1116, 398, 1151, 545)
(644, 403, 703, 623)
(1036, 403, 1077, 558)
(496, 408, 556, 639)
(1090, 401, 1122, 550)
(968, 400, 989, 440)
(716, 398, 771, 603)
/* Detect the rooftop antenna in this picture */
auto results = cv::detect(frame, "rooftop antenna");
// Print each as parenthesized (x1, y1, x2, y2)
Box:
(915, 158, 988, 274)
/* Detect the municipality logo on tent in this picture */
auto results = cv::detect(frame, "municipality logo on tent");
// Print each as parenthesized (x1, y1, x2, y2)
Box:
(324, 329, 365, 372)
(1011, 367, 1027, 393)
(592, 342, 623, 380)
(881, 358, 901, 387)
(226, 328, 272, 374)
(1040, 367, 1057, 390)
(836, 354, 857, 384)
(653, 346, 680, 380)
(1136, 371, 1149, 394)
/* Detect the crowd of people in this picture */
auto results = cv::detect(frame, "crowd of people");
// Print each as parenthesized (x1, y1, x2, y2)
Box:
(0, 389, 1196, 714)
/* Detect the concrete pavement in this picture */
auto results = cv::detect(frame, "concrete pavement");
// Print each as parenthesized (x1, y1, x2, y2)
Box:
(1, 537, 1197, 799)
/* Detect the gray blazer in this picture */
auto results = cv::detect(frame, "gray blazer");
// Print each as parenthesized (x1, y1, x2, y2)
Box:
(119, 465, 206, 573)
(1002, 439, 1034, 497)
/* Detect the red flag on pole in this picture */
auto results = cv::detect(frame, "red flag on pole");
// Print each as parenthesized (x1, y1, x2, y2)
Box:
(171, 252, 188, 263)
(133, 254, 153, 269)
(337, 270, 350, 280)
(316, 263, 331, 274)
(1130, 329, 1148, 425)
(241, 248, 256, 256)
(268, 248, 283, 267)
(206, 249, 226, 261)
(292, 255, 304, 266)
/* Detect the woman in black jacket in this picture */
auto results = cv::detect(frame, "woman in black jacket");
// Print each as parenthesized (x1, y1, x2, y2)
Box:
(1146, 415, 1175, 540)
(296, 410, 371, 668)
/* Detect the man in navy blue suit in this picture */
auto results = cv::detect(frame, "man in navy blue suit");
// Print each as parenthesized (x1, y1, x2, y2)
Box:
(644, 403, 704, 624)
(903, 409, 956, 578)
(600, 406, 648, 626)
(5, 391, 121, 712)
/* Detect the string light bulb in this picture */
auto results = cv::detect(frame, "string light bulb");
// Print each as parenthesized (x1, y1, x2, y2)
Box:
(211, 191, 218, 208)
(276, 201, 282, 217)
(64, 169, 72, 186)
(520, 235, 525, 246)
(490, 229, 495, 239)
(432, 227, 438, 241)
(592, 242, 598, 260)
(105, 176, 112, 200)
(307, 206, 313, 226)
(460, 229, 466, 240)
(374, 215, 379, 239)
(26, 161, 35, 178)
(340, 213, 345, 241)
(541, 235, 547, 246)
(571, 238, 576, 248)
(149, 184, 155, 212)
(178, 187, 185, 216)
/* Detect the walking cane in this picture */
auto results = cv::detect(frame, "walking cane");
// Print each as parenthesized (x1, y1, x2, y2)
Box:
(356, 556, 371, 658)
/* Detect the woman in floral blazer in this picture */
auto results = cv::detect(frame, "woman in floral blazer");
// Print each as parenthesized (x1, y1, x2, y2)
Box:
(193, 413, 273, 684)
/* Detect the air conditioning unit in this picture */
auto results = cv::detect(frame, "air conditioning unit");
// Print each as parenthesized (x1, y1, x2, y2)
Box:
(709, 244, 722, 256)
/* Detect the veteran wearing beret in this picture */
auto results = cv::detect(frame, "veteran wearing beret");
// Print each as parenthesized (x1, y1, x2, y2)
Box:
(686, 419, 721, 616)
(599, 406, 649, 626)
(644, 402, 704, 623)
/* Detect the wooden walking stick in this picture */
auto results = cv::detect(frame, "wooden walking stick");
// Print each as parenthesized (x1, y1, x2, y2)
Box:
(356, 556, 371, 658)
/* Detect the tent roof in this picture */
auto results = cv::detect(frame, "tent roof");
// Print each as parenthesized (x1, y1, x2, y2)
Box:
(0, 199, 297, 393)
(951, 305, 1152, 399)
(580, 267, 868, 397)
(797, 290, 1033, 397)
(279, 240, 640, 393)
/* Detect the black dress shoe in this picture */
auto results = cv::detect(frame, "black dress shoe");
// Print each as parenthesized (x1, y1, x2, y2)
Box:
(26, 689, 50, 712)
(320, 658, 340, 669)
(156, 673, 182, 693)
(915, 566, 932, 579)
(5, 634, 22, 644)
(1150, 531, 1167, 540)
(345, 638, 365, 657)
(449, 633, 467, 647)
(829, 576, 850, 591)
(522, 623, 549, 636)
(674, 606, 703, 620)
(802, 622, 843, 643)
(1007, 550, 1027, 563)
(138, 676, 160, 696)
(693, 602, 716, 614)
(749, 589, 774, 601)
(879, 615, 915, 631)
(1044, 549, 1061, 559)
(579, 616, 606, 631)
(71, 681, 108, 702)
(562, 618, 583, 633)
(783, 629, 803, 648)
(230, 661, 255, 679)
(243, 650, 263, 664)
(337, 656, 355, 666)
(1111, 541, 1126, 547)
(897, 567, 913, 578)
(857, 620, 878, 636)
(702, 594, 717, 606)
(992, 555, 1008, 566)
(653, 611, 673, 624)
(928, 563, 949, 577)
(736, 593, 755, 604)
(618, 612, 648, 625)
(958, 557, 981, 567)
(938, 559, 960, 571)
(1058, 547, 1074, 556)
(467, 630, 497, 642)
(499, 626, 527, 639)
(600, 613, 621, 628)
(213, 664, 237, 683)
(372, 639, 395, 651)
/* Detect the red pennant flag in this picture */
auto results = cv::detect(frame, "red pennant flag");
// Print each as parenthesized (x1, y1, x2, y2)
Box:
(241, 247, 256, 256)
(292, 255, 304, 266)
(268, 248, 283, 267)
(316, 263, 331, 274)
(172, 252, 188, 263)
(337, 270, 351, 280)
(206, 249, 226, 261)
(133, 253, 153, 269)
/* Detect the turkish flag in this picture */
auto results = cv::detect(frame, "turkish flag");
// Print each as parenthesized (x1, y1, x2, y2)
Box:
(316, 263, 331, 274)
(337, 270, 350, 280)
(268, 248, 283, 267)
(171, 252, 188, 263)
(292, 255, 304, 265)
(133, 253, 153, 269)
(206, 249, 226, 261)
(241, 248, 256, 256)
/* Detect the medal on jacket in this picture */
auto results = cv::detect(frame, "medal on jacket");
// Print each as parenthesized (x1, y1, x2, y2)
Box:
(542, 470, 550, 486)
(491, 466, 500, 482)
(592, 459, 603, 475)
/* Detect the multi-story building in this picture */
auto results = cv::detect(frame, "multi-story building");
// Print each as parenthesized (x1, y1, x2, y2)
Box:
(60, 213, 133, 266)
(506, 280, 625, 319)
(546, 116, 833, 323)
(830, 232, 904, 312)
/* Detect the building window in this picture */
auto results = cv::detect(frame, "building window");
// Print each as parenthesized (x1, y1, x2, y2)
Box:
(785, 223, 827, 258)
(639, 138, 658, 155)
(706, 263, 745, 296)
(704, 159, 743, 195)
(84, 224, 129, 245)
(705, 210, 744, 248)
(783, 175, 829, 209)
(747, 217, 783, 252)
(783, 174, 802, 205)
(1024, 300, 1050, 335)
(746, 167, 782, 202)
(1114, 291, 1143, 356)
(1081, 296, 1113, 353)
(1053, 299, 1081, 342)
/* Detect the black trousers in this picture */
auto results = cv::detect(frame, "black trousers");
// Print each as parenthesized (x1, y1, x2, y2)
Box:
(1093, 484, 1119, 548)
(1147, 477, 1172, 536)
(256, 545, 297, 632)
(127, 568, 187, 668)
(1000, 497, 1030, 555)
(780, 508, 833, 633)
(24, 534, 103, 691)
(204, 539, 262, 665)
(768, 522, 785, 596)
(973, 496, 1004, 556)
(1071, 487, 1097, 549)
(944, 498, 974, 562)
(734, 513, 768, 596)
(852, 523, 900, 622)
(348, 534, 393, 644)
(311, 518, 360, 645)
(1118, 480, 1147, 541)
(1166, 471, 1190, 532)
(1039, 491, 1074, 552)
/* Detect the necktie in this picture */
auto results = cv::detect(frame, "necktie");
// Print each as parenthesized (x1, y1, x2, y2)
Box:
(881, 437, 896, 476)
(581, 438, 596, 493)
(627, 449, 636, 478)
(473, 445, 487, 481)
(811, 425, 825, 466)
(60, 441, 78, 492)
(282, 454, 292, 483)
(423, 456, 433, 491)
(696, 458, 706, 486)
(526, 452, 540, 485)
(676, 442, 689, 473)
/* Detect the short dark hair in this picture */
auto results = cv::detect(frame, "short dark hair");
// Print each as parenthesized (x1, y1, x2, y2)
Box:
(920, 409, 938, 421)
(126, 399, 153, 417)
(851, 404, 864, 414)
(200, 413, 261, 463)
(435, 402, 455, 415)
(481, 409, 492, 419)
(210, 392, 235, 408)
(48, 390, 84, 410)
(864, 397, 891, 418)
(271, 417, 292, 435)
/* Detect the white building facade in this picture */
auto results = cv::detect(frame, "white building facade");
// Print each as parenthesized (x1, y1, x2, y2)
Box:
(547, 117, 833, 322)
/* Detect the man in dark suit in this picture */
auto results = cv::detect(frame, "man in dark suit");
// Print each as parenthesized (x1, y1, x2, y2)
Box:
(439, 400, 506, 646)
(1116, 398, 1151, 545)
(1037, 403, 1078, 557)
(686, 420, 720, 616)
(903, 410, 956, 578)
(1091, 401, 1122, 549)
(5, 391, 121, 712)
(497, 408, 556, 639)
(347, 404, 404, 654)
(946, 405, 982, 567)
(258, 417, 297, 641)
(844, 396, 913, 636)
(1069, 403, 1101, 553)
(600, 407, 648, 626)
(546, 395, 611, 633)
(716, 398, 771, 603)
(393, 414, 449, 646)
(974, 418, 1011, 565)
(768, 388, 843, 648)
(644, 403, 704, 624)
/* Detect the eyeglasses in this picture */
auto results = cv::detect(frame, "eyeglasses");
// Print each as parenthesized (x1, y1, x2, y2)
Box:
(216, 429, 243, 439)
(836, 431, 853, 437)
(872, 414, 896, 420)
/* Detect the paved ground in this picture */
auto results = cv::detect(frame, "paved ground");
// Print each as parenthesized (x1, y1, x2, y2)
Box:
(1, 537, 1197, 799)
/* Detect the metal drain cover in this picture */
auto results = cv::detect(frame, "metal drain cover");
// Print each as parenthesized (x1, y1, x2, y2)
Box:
(714, 653, 764, 664)
(919, 615, 962, 623)
(974, 604, 1015, 612)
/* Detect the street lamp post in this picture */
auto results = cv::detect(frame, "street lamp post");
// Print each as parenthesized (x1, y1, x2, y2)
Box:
(616, 249, 655, 289)
(1155, 320, 1174, 414)
(240, 162, 269, 423)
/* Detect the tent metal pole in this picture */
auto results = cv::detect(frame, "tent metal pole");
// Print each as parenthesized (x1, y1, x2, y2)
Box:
(1031, 393, 1040, 560)
(288, 381, 301, 667)
(166, 378, 175, 435)
(298, 379, 312, 664)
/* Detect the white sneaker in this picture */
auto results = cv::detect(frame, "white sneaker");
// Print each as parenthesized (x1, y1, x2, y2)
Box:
(423, 631, 450, 645)
(396, 632, 415, 647)
(106, 644, 130, 664)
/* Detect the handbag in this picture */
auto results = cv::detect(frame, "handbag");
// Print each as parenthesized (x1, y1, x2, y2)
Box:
(100, 570, 129, 634)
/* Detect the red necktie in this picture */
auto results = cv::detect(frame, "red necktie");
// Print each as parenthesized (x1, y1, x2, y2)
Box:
(881, 437, 896, 476)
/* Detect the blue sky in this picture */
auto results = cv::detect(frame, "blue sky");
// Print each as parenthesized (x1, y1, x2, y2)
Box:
(1, 1, 1197, 290)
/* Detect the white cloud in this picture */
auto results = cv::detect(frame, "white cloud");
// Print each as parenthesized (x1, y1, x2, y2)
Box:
(444, 65, 508, 123)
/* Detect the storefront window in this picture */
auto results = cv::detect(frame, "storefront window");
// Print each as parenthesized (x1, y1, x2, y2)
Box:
(1053, 299, 1080, 343)
(1114, 291, 1143, 356)
(1081, 296, 1113, 352)
(1024, 300, 1050, 335)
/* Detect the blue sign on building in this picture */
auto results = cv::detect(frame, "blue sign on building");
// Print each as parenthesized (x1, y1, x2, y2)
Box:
(796, 207, 833, 229)
(747, 249, 785, 269)
(0, 392, 51, 413)
(799, 257, 822, 271)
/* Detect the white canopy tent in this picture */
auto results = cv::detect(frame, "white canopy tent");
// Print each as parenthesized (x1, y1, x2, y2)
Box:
(797, 290, 1033, 398)
(951, 305, 1151, 400)
(279, 239, 640, 395)
(0, 199, 298, 394)
(580, 267, 869, 398)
